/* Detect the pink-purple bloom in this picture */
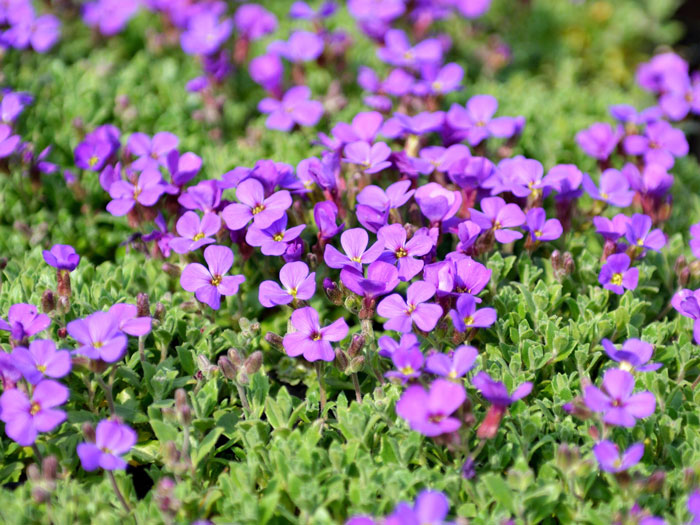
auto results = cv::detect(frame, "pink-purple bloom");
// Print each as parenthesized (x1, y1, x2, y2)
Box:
(12, 340, 71, 385)
(258, 87, 324, 132)
(67, 311, 128, 362)
(449, 294, 497, 332)
(106, 168, 165, 216)
(283, 307, 348, 362)
(42, 244, 80, 271)
(342, 141, 392, 174)
(575, 122, 621, 161)
(169, 212, 221, 254)
(602, 338, 660, 372)
(377, 224, 434, 281)
(0, 304, 51, 343)
(376, 281, 443, 333)
(221, 178, 292, 231)
(469, 197, 525, 243)
(524, 208, 563, 242)
(582, 169, 634, 208)
(77, 419, 137, 471)
(246, 215, 305, 256)
(396, 379, 466, 436)
(180, 245, 245, 310)
(324, 228, 383, 270)
(258, 262, 316, 308)
(593, 441, 644, 473)
(583, 368, 656, 427)
(599, 254, 638, 295)
(426, 345, 478, 378)
(447, 94, 518, 146)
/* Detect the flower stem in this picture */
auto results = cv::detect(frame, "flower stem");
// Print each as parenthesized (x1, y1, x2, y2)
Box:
(236, 383, 250, 415)
(108, 471, 131, 514)
(138, 335, 146, 366)
(351, 373, 362, 403)
(95, 375, 115, 416)
(31, 443, 43, 468)
(315, 362, 326, 416)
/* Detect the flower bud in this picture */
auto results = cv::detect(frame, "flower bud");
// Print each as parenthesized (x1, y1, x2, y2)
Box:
(82, 422, 96, 443)
(244, 351, 263, 375)
(57, 327, 67, 339)
(56, 269, 72, 298)
(154, 302, 166, 321)
(162, 263, 181, 278)
(31, 487, 50, 504)
(175, 388, 192, 425)
(27, 464, 41, 482)
(137, 293, 150, 317)
(334, 348, 348, 371)
(227, 348, 244, 367)
(555, 443, 580, 473)
(347, 334, 365, 357)
(237, 370, 250, 386)
(196, 355, 217, 376)
(644, 471, 666, 492)
(218, 356, 238, 380)
(42, 456, 58, 481)
(41, 290, 55, 313)
(264, 332, 284, 350)
(56, 296, 71, 315)
(347, 355, 365, 374)
(323, 278, 343, 305)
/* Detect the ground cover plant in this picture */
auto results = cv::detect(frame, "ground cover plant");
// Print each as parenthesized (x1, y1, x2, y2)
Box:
(2, 0, 700, 523)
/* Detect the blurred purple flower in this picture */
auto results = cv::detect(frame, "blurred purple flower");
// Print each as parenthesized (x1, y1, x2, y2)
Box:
(584, 368, 655, 427)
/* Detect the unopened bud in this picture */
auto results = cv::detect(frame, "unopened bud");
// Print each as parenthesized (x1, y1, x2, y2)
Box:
(154, 302, 166, 321)
(57, 327, 67, 339)
(347, 334, 365, 357)
(555, 443, 580, 472)
(335, 348, 349, 371)
(162, 263, 181, 278)
(196, 355, 216, 376)
(57, 269, 72, 298)
(82, 422, 96, 443)
(137, 293, 150, 317)
(175, 388, 191, 425)
(323, 278, 343, 305)
(680, 266, 691, 287)
(218, 356, 238, 380)
(675, 255, 687, 275)
(164, 441, 180, 464)
(42, 456, 58, 481)
(239, 317, 252, 332)
(244, 351, 263, 374)
(264, 332, 284, 350)
(32, 487, 50, 504)
(347, 355, 365, 374)
(56, 295, 71, 315)
(41, 290, 55, 313)
(644, 471, 666, 492)
(227, 348, 244, 367)
(27, 464, 41, 482)
(237, 370, 250, 385)
(562, 252, 575, 275)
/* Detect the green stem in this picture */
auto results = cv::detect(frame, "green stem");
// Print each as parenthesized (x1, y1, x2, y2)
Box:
(351, 373, 362, 403)
(315, 362, 326, 416)
(108, 471, 131, 514)
(95, 375, 115, 416)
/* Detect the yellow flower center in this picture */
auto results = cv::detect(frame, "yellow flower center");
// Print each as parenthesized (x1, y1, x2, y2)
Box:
(432, 81, 442, 92)
(406, 304, 416, 314)
(273, 233, 284, 242)
(252, 204, 265, 215)
(94, 341, 104, 349)
(611, 273, 623, 286)
(211, 274, 222, 286)
(464, 315, 474, 326)
(30, 402, 41, 415)
(534, 230, 542, 238)
(133, 187, 142, 199)
(312, 332, 322, 341)
(193, 232, 205, 241)
(400, 366, 414, 375)
(600, 192, 609, 200)
(448, 370, 457, 379)
(395, 247, 408, 258)
(37, 364, 46, 373)
(636, 238, 644, 246)
(619, 361, 633, 372)
(350, 256, 362, 263)
(289, 288, 298, 298)
(89, 155, 99, 167)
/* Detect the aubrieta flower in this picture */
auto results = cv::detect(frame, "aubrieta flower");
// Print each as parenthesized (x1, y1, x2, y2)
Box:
(169, 211, 221, 254)
(233, 3, 277, 40)
(127, 132, 178, 171)
(456, 221, 483, 253)
(472, 371, 533, 438)
(246, 215, 306, 256)
(414, 183, 462, 223)
(3, 11, 61, 53)
(342, 141, 392, 173)
(283, 306, 348, 362)
(324, 228, 384, 270)
(599, 253, 638, 295)
(42, 244, 80, 271)
(77, 419, 137, 471)
(356, 180, 414, 233)
(385, 490, 450, 525)
(602, 338, 661, 372)
(449, 294, 497, 332)
(689, 490, 700, 525)
(179, 180, 222, 213)
(108, 304, 152, 337)
(584, 368, 656, 427)
(426, 345, 478, 379)
(377, 281, 443, 333)
(593, 441, 644, 473)
(446, 94, 517, 146)
(259, 261, 316, 308)
(385, 345, 424, 383)
(0, 124, 20, 158)
(12, 339, 71, 385)
(249, 53, 284, 96)
(181, 12, 233, 56)
(323, 111, 383, 149)
(419, 62, 464, 96)
(376, 29, 442, 68)
(167, 150, 202, 187)
(624, 120, 688, 169)
(314, 201, 345, 240)
(268, 30, 324, 62)
(659, 71, 700, 121)
(625, 214, 666, 253)
(672, 289, 700, 344)
(582, 169, 634, 208)
(0, 303, 51, 343)
(690, 223, 700, 259)
(83, 0, 140, 36)
(575, 122, 621, 161)
(396, 379, 466, 436)
(180, 245, 245, 310)
(378, 333, 419, 358)
(498, 157, 551, 199)
(414, 144, 470, 175)
(377, 224, 434, 281)
(593, 214, 630, 242)
(0, 379, 69, 446)
(67, 311, 127, 362)
(340, 261, 400, 300)
(469, 196, 525, 243)
(452, 256, 492, 297)
(289, 1, 336, 20)
(75, 138, 112, 171)
(221, 178, 292, 231)
(525, 208, 563, 243)
(106, 168, 165, 216)
(258, 86, 324, 132)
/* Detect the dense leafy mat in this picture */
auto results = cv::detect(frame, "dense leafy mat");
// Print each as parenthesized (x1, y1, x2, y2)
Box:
(1, 0, 700, 524)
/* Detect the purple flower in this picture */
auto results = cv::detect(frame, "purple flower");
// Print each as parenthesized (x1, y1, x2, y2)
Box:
(524, 208, 563, 243)
(67, 312, 127, 362)
(456, 0, 493, 18)
(423, 261, 455, 296)
(602, 338, 660, 372)
(659, 71, 700, 121)
(356, 180, 414, 232)
(181, 12, 232, 55)
(449, 294, 497, 332)
(625, 214, 666, 252)
(0, 304, 50, 343)
(245, 212, 303, 254)
(672, 289, 700, 345)
(0, 124, 19, 158)
(624, 121, 688, 169)
(377, 224, 434, 281)
(593, 441, 644, 473)
(385, 490, 450, 525)
(77, 419, 137, 471)
(691, 223, 700, 259)
(349, 0, 405, 22)
(259, 87, 324, 132)
(75, 138, 111, 171)
(0, 379, 68, 446)
(249, 53, 284, 95)
(314, 201, 345, 240)
(83, 0, 139, 36)
(473, 372, 533, 408)
(343, 141, 392, 174)
(269, 31, 324, 62)
(289, 1, 336, 20)
(378, 333, 419, 359)
(469, 197, 525, 243)
(259, 262, 316, 308)
(325, 111, 383, 148)
(636, 52, 688, 94)
(167, 150, 202, 187)
(106, 168, 165, 216)
(169, 212, 221, 254)
(456, 221, 482, 253)
(340, 261, 399, 299)
(582, 169, 634, 208)
(3, 12, 61, 53)
(414, 182, 462, 223)
(453, 257, 491, 297)
(593, 214, 630, 242)
(498, 157, 551, 198)
(180, 245, 245, 310)
(584, 368, 655, 427)
(108, 304, 152, 337)
(415, 144, 470, 175)
(426, 345, 478, 378)
(599, 254, 638, 295)
(420, 62, 464, 96)
(283, 307, 348, 362)
(689, 490, 700, 525)
(42, 244, 80, 271)
(447, 95, 518, 146)
(127, 132, 179, 171)
(221, 178, 291, 231)
(575, 123, 621, 161)
(233, 4, 277, 40)
(376, 281, 443, 333)
(385, 346, 424, 383)
(179, 180, 222, 213)
(324, 228, 383, 270)
(377, 29, 442, 68)
(11, 339, 71, 385)
(396, 379, 466, 436)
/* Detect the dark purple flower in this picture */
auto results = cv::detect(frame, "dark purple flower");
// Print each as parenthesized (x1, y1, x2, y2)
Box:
(0, 124, 19, 158)
(75, 138, 111, 171)
(601, 338, 660, 372)
(396, 379, 466, 436)
(127, 132, 178, 171)
(447, 95, 518, 146)
(314, 201, 345, 240)
(221, 178, 291, 231)
(259, 261, 315, 308)
(599, 254, 638, 295)
(42, 244, 80, 271)
(283, 307, 348, 362)
(593, 441, 644, 473)
(385, 346, 423, 382)
(340, 261, 399, 299)
(233, 4, 277, 40)
(624, 121, 688, 169)
(584, 368, 655, 427)
(0, 304, 50, 343)
(426, 345, 478, 378)
(343, 141, 392, 174)
(625, 214, 666, 252)
(246, 215, 305, 256)
(414, 182, 462, 223)
(469, 197, 525, 243)
(170, 212, 221, 254)
(11, 339, 71, 385)
(67, 311, 127, 362)
(582, 169, 634, 208)
(525, 208, 563, 242)
(449, 294, 497, 332)
(324, 228, 383, 270)
(377, 281, 443, 333)
(77, 419, 137, 471)
(180, 245, 245, 310)
(575, 123, 621, 161)
(106, 168, 165, 216)
(0, 379, 68, 445)
(259, 87, 324, 132)
(377, 224, 433, 281)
